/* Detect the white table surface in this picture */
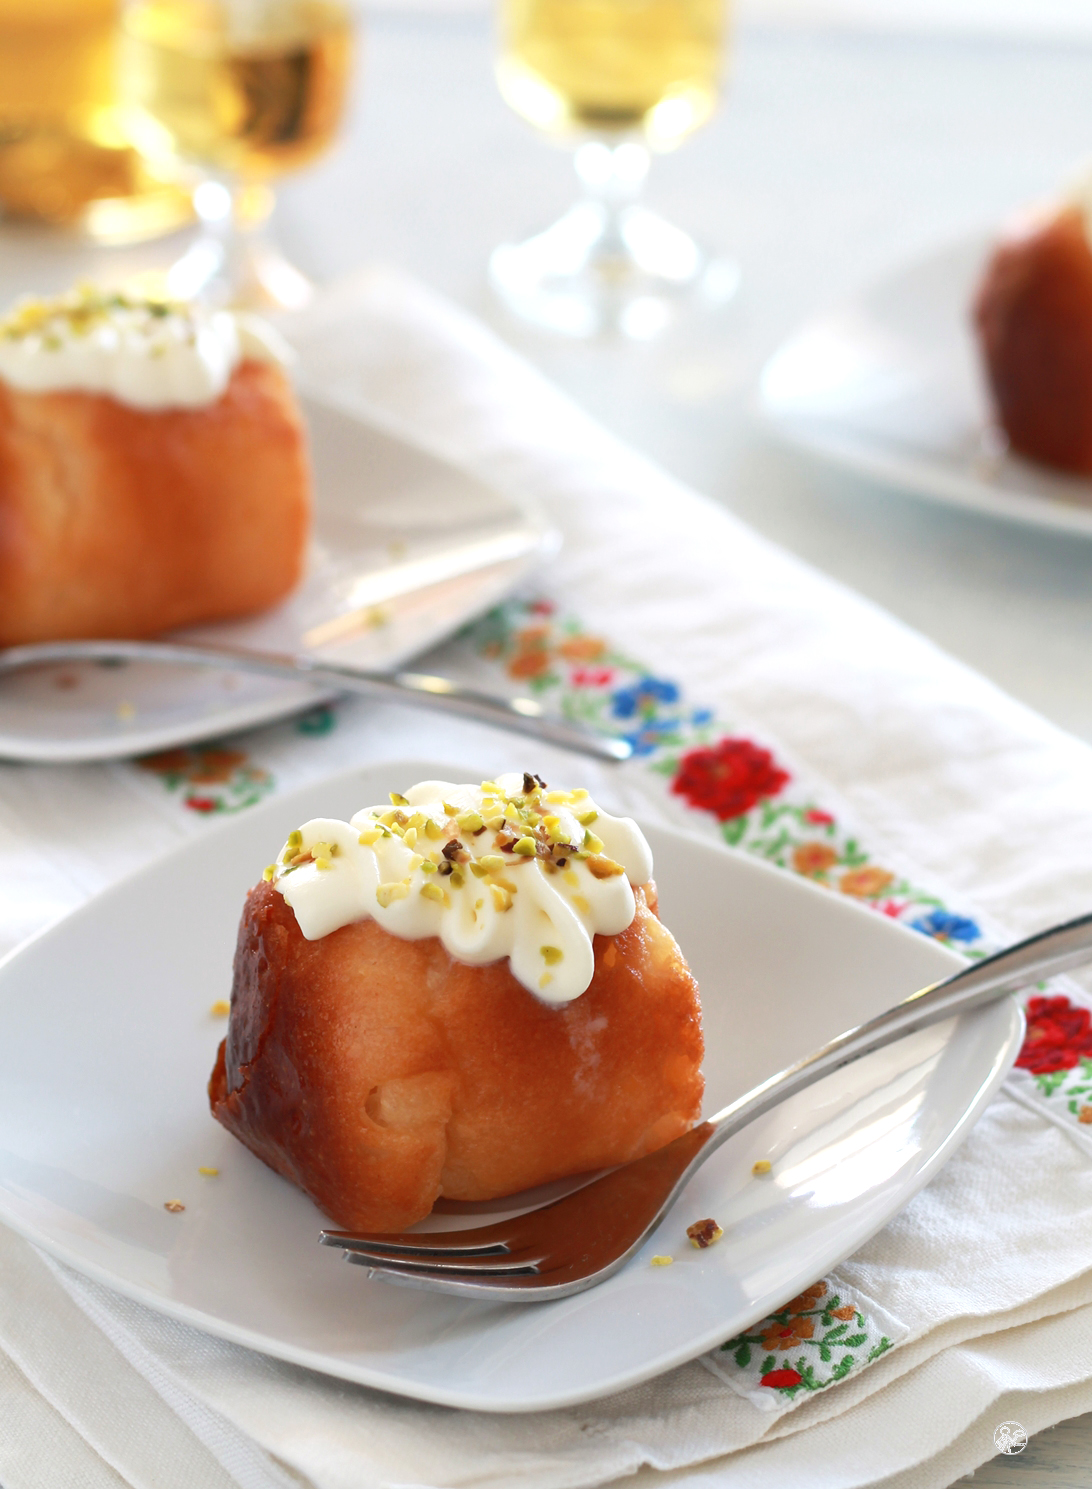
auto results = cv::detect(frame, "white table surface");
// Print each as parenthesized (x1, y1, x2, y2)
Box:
(4, 10, 1092, 1485)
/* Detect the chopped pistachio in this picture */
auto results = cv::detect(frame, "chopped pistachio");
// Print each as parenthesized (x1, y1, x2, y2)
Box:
(480, 855, 506, 873)
(390, 792, 409, 806)
(420, 858, 438, 873)
(480, 780, 499, 793)
(262, 864, 276, 882)
(752, 1159, 773, 1176)
(469, 861, 488, 878)
(358, 827, 382, 846)
(576, 810, 599, 827)
(409, 854, 424, 871)
(571, 789, 590, 801)
(424, 817, 443, 840)
(583, 830, 605, 854)
(456, 810, 484, 833)
(650, 1255, 673, 1267)
(545, 790, 572, 804)
(403, 827, 418, 849)
(587, 854, 625, 880)
(314, 857, 333, 871)
(489, 884, 513, 912)
(376, 881, 410, 908)
(449, 869, 466, 889)
(408, 811, 428, 831)
(540, 946, 563, 965)
(420, 881, 446, 904)
(513, 836, 537, 856)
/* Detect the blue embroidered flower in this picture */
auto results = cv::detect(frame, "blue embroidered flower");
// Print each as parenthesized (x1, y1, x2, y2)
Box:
(619, 723, 676, 756)
(690, 707, 714, 727)
(912, 909, 981, 943)
(610, 676, 680, 720)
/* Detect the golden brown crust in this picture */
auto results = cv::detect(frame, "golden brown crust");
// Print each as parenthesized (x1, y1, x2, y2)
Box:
(209, 879, 705, 1232)
(974, 206, 1092, 474)
(0, 359, 311, 644)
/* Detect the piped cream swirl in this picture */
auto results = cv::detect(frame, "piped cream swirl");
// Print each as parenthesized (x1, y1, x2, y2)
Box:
(268, 773, 654, 1004)
(0, 285, 290, 410)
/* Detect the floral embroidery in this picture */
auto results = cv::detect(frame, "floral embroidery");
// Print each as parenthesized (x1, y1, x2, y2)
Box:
(1012, 996, 1092, 1118)
(296, 704, 338, 736)
(670, 738, 791, 821)
(459, 598, 985, 960)
(138, 746, 274, 815)
(707, 1279, 901, 1405)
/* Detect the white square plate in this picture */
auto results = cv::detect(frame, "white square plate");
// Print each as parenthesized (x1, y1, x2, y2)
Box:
(0, 403, 555, 762)
(0, 758, 1022, 1411)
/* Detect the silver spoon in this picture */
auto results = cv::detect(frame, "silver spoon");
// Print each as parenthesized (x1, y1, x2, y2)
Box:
(0, 639, 631, 763)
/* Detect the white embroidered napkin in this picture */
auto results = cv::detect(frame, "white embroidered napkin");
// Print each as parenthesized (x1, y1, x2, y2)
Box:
(2, 268, 1092, 1489)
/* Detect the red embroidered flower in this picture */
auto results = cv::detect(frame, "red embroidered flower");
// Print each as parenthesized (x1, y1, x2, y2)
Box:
(529, 599, 555, 615)
(1016, 995, 1092, 1075)
(571, 666, 615, 688)
(185, 795, 219, 814)
(670, 738, 790, 821)
(760, 1369, 803, 1389)
(804, 809, 834, 826)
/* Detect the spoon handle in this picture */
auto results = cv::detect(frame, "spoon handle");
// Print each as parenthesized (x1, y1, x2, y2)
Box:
(0, 639, 631, 764)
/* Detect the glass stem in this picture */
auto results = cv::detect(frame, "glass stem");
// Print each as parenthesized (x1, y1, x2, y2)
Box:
(573, 139, 650, 256)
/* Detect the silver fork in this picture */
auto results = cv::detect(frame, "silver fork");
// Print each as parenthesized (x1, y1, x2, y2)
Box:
(0, 639, 630, 763)
(320, 909, 1092, 1301)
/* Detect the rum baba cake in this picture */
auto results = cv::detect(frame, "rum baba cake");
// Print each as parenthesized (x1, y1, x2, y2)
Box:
(209, 772, 705, 1232)
(974, 190, 1092, 474)
(0, 285, 311, 644)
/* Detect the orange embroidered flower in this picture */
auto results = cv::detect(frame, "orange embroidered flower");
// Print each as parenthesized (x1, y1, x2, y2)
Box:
(792, 843, 838, 876)
(1079, 1106, 1092, 1125)
(188, 748, 248, 784)
(831, 1304, 857, 1321)
(784, 1282, 827, 1313)
(508, 624, 553, 679)
(840, 867, 894, 899)
(140, 748, 191, 775)
(558, 634, 606, 661)
(762, 1315, 816, 1351)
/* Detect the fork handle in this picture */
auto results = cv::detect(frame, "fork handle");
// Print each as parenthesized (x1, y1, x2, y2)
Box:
(0, 638, 630, 764)
(699, 908, 1092, 1159)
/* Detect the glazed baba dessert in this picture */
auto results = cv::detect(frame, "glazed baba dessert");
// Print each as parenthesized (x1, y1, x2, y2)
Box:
(0, 285, 311, 645)
(209, 772, 705, 1232)
(974, 193, 1092, 474)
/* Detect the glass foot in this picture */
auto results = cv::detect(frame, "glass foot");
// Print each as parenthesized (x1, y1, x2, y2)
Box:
(491, 201, 739, 338)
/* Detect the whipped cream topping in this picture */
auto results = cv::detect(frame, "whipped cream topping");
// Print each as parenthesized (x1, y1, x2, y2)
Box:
(268, 773, 654, 1004)
(0, 286, 290, 410)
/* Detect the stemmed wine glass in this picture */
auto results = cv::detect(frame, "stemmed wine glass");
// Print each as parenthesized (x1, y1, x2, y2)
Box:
(491, 0, 737, 338)
(118, 0, 354, 309)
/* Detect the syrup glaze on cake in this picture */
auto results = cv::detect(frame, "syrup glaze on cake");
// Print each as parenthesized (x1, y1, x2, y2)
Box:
(210, 774, 705, 1231)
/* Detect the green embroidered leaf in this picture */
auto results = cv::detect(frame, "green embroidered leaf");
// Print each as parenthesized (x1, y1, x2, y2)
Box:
(867, 1337, 893, 1362)
(823, 1324, 849, 1342)
(830, 1355, 855, 1382)
(722, 816, 750, 848)
(842, 1333, 867, 1348)
(734, 1343, 751, 1369)
(818, 1344, 831, 1363)
(760, 1355, 776, 1376)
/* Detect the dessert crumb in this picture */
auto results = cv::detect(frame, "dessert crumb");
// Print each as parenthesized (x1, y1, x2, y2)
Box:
(198, 1167, 220, 1177)
(686, 1218, 724, 1249)
(116, 700, 136, 722)
(751, 1159, 772, 1176)
(650, 1254, 674, 1267)
(164, 1200, 185, 1213)
(210, 1000, 230, 1017)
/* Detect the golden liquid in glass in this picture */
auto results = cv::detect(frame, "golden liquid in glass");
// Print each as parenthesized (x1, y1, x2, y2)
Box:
(0, 0, 189, 234)
(497, 0, 725, 148)
(120, 0, 353, 181)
